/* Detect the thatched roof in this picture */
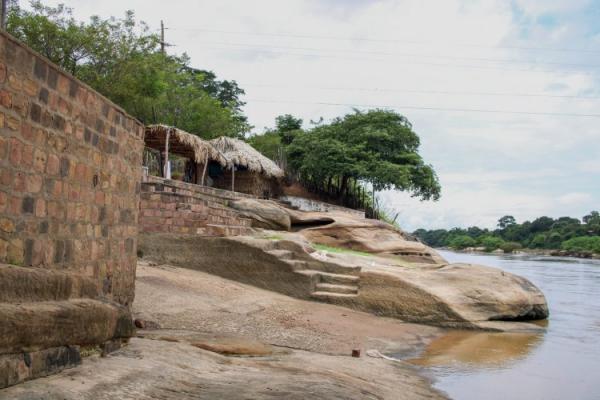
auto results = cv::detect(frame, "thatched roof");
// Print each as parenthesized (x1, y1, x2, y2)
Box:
(210, 137, 284, 178)
(144, 125, 228, 167)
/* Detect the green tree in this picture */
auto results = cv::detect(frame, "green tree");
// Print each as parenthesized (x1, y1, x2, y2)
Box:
(479, 236, 505, 252)
(529, 234, 547, 249)
(248, 130, 282, 162)
(287, 109, 441, 201)
(249, 114, 304, 162)
(500, 241, 522, 254)
(448, 235, 476, 250)
(498, 215, 517, 229)
(562, 237, 600, 253)
(583, 211, 600, 224)
(275, 114, 303, 145)
(530, 216, 554, 233)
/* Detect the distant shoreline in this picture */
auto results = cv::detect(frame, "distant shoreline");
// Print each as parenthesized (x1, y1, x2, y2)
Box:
(438, 247, 600, 261)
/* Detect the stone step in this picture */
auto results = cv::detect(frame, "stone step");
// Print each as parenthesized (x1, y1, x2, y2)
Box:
(0, 264, 100, 303)
(282, 259, 362, 276)
(296, 270, 360, 285)
(310, 291, 358, 300)
(0, 298, 134, 356)
(265, 249, 295, 260)
(315, 283, 358, 295)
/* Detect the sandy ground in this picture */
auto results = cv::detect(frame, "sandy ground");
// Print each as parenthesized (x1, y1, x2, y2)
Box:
(1, 261, 447, 400)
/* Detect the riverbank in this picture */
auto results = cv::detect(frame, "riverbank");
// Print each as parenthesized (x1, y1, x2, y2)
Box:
(1, 261, 447, 399)
(439, 246, 600, 260)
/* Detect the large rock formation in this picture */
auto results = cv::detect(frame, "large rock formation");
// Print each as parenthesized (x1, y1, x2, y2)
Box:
(288, 210, 445, 263)
(139, 232, 548, 329)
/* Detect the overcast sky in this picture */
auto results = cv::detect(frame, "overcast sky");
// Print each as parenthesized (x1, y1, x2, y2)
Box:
(35, 0, 600, 231)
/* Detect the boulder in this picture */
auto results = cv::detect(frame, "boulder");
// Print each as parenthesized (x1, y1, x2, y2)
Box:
(385, 262, 549, 324)
(288, 210, 445, 264)
(228, 198, 291, 231)
(140, 233, 548, 328)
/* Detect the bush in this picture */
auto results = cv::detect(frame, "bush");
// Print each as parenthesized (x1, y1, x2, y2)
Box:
(449, 235, 477, 250)
(479, 236, 505, 252)
(501, 242, 522, 254)
(561, 236, 600, 253)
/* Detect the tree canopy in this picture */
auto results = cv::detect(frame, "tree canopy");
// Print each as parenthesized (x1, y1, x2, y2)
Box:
(285, 109, 441, 201)
(414, 211, 600, 254)
(7, 1, 250, 138)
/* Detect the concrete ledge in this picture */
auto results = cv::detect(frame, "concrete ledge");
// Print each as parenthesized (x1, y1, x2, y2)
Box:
(0, 299, 134, 355)
(0, 264, 99, 303)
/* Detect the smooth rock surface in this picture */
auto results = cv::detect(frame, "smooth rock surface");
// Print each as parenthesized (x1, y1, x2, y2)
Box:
(0, 338, 445, 400)
(229, 198, 292, 230)
(288, 210, 446, 263)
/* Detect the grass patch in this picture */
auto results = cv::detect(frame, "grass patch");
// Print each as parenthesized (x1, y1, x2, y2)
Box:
(313, 244, 372, 257)
(264, 234, 284, 241)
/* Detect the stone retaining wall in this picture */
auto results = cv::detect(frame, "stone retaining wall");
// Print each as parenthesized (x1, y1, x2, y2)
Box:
(139, 180, 253, 237)
(0, 32, 143, 388)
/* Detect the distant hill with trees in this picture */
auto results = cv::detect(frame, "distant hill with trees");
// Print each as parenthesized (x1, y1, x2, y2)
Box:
(414, 212, 600, 256)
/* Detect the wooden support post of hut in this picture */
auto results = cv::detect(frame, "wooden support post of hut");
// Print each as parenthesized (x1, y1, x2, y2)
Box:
(201, 153, 208, 185)
(231, 166, 235, 192)
(163, 129, 170, 179)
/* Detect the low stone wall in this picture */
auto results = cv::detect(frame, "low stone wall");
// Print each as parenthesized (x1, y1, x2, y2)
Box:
(144, 174, 255, 200)
(0, 32, 142, 387)
(139, 179, 253, 237)
(279, 195, 365, 218)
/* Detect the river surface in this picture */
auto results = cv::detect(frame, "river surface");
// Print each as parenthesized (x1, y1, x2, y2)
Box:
(409, 250, 600, 400)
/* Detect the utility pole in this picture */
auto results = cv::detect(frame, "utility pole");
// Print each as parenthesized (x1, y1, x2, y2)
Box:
(1, 0, 8, 31)
(160, 20, 166, 54)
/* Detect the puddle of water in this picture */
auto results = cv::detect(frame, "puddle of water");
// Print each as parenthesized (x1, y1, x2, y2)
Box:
(408, 250, 600, 400)
(408, 330, 543, 369)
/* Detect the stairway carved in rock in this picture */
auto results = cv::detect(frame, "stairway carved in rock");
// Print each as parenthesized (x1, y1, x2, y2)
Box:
(265, 248, 361, 301)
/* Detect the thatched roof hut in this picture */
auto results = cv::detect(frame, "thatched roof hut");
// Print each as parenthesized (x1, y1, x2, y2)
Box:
(145, 125, 229, 167)
(210, 137, 284, 178)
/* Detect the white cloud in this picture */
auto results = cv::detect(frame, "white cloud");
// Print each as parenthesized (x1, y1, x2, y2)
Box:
(512, 0, 591, 16)
(578, 159, 600, 173)
(557, 192, 592, 205)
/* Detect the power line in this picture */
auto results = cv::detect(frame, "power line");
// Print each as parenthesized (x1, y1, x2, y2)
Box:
(241, 83, 600, 100)
(170, 27, 600, 55)
(197, 45, 597, 75)
(191, 40, 600, 70)
(245, 98, 600, 118)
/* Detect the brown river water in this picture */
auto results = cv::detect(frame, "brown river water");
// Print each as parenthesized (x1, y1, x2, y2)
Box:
(407, 250, 600, 400)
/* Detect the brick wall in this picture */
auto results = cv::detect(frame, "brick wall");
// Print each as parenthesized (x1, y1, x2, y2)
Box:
(0, 32, 144, 307)
(139, 179, 253, 237)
